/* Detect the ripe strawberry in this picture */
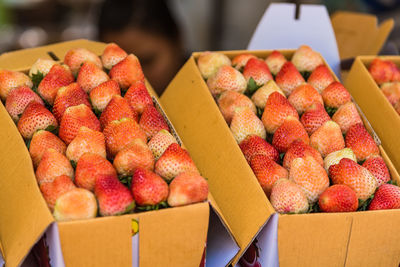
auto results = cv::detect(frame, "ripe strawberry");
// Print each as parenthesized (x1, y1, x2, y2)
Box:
(265, 50, 287, 76)
(287, 83, 323, 114)
(40, 175, 76, 211)
(113, 139, 155, 176)
(368, 183, 400, 210)
(251, 80, 284, 109)
(380, 82, 400, 106)
(318, 185, 358, 212)
(53, 188, 97, 221)
(300, 103, 331, 135)
(100, 95, 138, 129)
(124, 80, 153, 115)
(148, 129, 178, 160)
(131, 168, 169, 206)
(218, 91, 256, 124)
(77, 61, 109, 93)
(270, 179, 309, 214)
(307, 65, 334, 93)
(329, 158, 377, 200)
(261, 92, 298, 134)
(289, 156, 329, 204)
(139, 105, 170, 139)
(17, 102, 58, 139)
(272, 116, 309, 153)
(29, 58, 56, 77)
(242, 58, 273, 86)
(197, 51, 231, 79)
(167, 172, 209, 207)
(66, 127, 106, 163)
(230, 106, 266, 143)
(250, 154, 288, 196)
(155, 143, 199, 181)
(231, 53, 256, 71)
(321, 81, 351, 109)
(101, 42, 128, 69)
(310, 121, 344, 157)
(64, 47, 102, 76)
(362, 155, 390, 187)
(332, 102, 362, 134)
(58, 104, 101, 144)
(239, 134, 279, 163)
(52, 83, 91, 122)
(345, 123, 379, 161)
(291, 45, 323, 72)
(323, 148, 357, 172)
(35, 149, 74, 185)
(89, 80, 121, 113)
(29, 130, 67, 168)
(5, 85, 44, 121)
(283, 139, 323, 170)
(368, 58, 396, 85)
(207, 65, 247, 96)
(0, 70, 33, 100)
(95, 174, 135, 216)
(275, 62, 305, 96)
(37, 64, 75, 105)
(109, 54, 145, 90)
(75, 153, 117, 191)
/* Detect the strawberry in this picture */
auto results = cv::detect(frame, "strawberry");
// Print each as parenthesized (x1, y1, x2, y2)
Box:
(261, 92, 299, 134)
(232, 53, 256, 71)
(270, 178, 309, 214)
(5, 85, 44, 121)
(124, 80, 153, 115)
(291, 45, 323, 72)
(131, 168, 169, 206)
(139, 105, 170, 139)
(289, 156, 329, 204)
(94, 174, 135, 216)
(300, 103, 331, 135)
(64, 47, 102, 76)
(40, 175, 76, 211)
(239, 134, 279, 163)
(287, 83, 323, 114)
(53, 188, 97, 221)
(155, 143, 199, 181)
(380, 82, 400, 106)
(345, 123, 379, 161)
(29, 58, 56, 77)
(148, 129, 178, 160)
(250, 154, 288, 196)
(265, 50, 287, 76)
(275, 62, 305, 96)
(321, 81, 351, 109)
(89, 80, 121, 113)
(37, 64, 74, 105)
(197, 51, 231, 79)
(218, 91, 256, 124)
(329, 158, 377, 200)
(77, 61, 110, 93)
(251, 80, 284, 109)
(242, 58, 273, 86)
(318, 185, 358, 212)
(307, 65, 334, 93)
(332, 102, 362, 134)
(323, 148, 357, 172)
(368, 58, 396, 85)
(207, 65, 247, 96)
(0, 70, 33, 100)
(52, 83, 91, 122)
(29, 130, 67, 168)
(368, 183, 400, 210)
(230, 106, 266, 143)
(101, 42, 128, 70)
(100, 95, 138, 129)
(362, 155, 390, 187)
(272, 116, 309, 153)
(58, 104, 101, 144)
(75, 153, 117, 191)
(66, 127, 106, 163)
(17, 102, 58, 139)
(109, 54, 145, 90)
(283, 139, 323, 170)
(167, 172, 209, 207)
(310, 121, 344, 157)
(35, 149, 74, 185)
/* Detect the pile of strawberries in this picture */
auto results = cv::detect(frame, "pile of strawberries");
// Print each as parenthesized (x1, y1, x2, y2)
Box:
(368, 58, 400, 115)
(197, 45, 400, 213)
(0, 43, 208, 221)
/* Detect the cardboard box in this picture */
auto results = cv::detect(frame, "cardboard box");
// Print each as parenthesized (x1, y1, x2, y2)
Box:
(160, 49, 400, 266)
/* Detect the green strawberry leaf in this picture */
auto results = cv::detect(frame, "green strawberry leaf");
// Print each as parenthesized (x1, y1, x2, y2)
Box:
(30, 71, 45, 93)
(256, 107, 263, 119)
(45, 125, 58, 135)
(70, 160, 77, 169)
(301, 71, 311, 81)
(388, 180, 398, 186)
(308, 201, 320, 213)
(279, 152, 285, 161)
(325, 106, 337, 117)
(136, 201, 169, 212)
(25, 138, 31, 150)
(358, 195, 374, 211)
(119, 175, 133, 188)
(245, 77, 261, 97)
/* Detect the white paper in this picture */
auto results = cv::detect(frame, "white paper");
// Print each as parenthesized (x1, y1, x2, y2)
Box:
(46, 223, 65, 267)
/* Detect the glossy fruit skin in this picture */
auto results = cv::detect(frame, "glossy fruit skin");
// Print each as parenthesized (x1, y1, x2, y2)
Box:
(0, 70, 33, 101)
(66, 127, 106, 163)
(321, 81, 351, 109)
(40, 175, 76, 211)
(35, 149, 74, 185)
(124, 80, 153, 114)
(270, 178, 309, 214)
(89, 80, 121, 113)
(310, 121, 345, 158)
(5, 86, 44, 122)
(300, 103, 331, 135)
(332, 102, 362, 134)
(272, 116, 309, 153)
(265, 50, 287, 75)
(307, 65, 334, 93)
(207, 65, 247, 96)
(139, 105, 170, 139)
(232, 53, 257, 71)
(230, 107, 266, 144)
(283, 139, 323, 170)
(29, 130, 67, 168)
(109, 54, 145, 90)
(318, 185, 358, 212)
(197, 51, 231, 79)
(218, 91, 256, 125)
(275, 61, 305, 96)
(77, 61, 110, 93)
(100, 95, 138, 130)
(291, 45, 323, 72)
(345, 123, 380, 162)
(148, 129, 178, 160)
(251, 80, 284, 109)
(101, 42, 128, 69)
(287, 83, 323, 114)
(362, 155, 391, 187)
(323, 148, 357, 172)
(368, 183, 400, 210)
(167, 172, 209, 207)
(64, 47, 102, 75)
(239, 134, 279, 164)
(242, 57, 273, 86)
(131, 168, 169, 206)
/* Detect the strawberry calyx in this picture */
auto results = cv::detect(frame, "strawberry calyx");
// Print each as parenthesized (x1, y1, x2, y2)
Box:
(114, 201, 136, 216)
(119, 175, 133, 188)
(325, 106, 337, 117)
(301, 70, 312, 80)
(358, 194, 375, 211)
(245, 77, 262, 97)
(30, 71, 45, 93)
(136, 201, 169, 212)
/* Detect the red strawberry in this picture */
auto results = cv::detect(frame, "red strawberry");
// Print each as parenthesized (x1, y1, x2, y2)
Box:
(218, 91, 256, 124)
(131, 168, 168, 206)
(270, 178, 309, 214)
(29, 58, 56, 77)
(310, 121, 344, 157)
(272, 116, 309, 153)
(124, 80, 153, 114)
(251, 80, 284, 109)
(207, 65, 247, 96)
(100, 95, 138, 129)
(307, 65, 334, 93)
(64, 47, 102, 76)
(291, 45, 323, 72)
(35, 149, 74, 185)
(345, 123, 380, 161)
(89, 80, 121, 113)
(283, 139, 323, 170)
(148, 129, 177, 160)
(318, 185, 358, 212)
(77, 61, 109, 93)
(197, 51, 231, 79)
(109, 54, 145, 90)
(243, 58, 273, 86)
(17, 102, 58, 139)
(324, 148, 357, 172)
(29, 130, 67, 168)
(368, 58, 396, 85)
(239, 134, 279, 163)
(368, 183, 400, 210)
(287, 83, 323, 114)
(362, 155, 390, 187)
(300, 103, 331, 135)
(265, 50, 287, 76)
(53, 188, 97, 221)
(321, 82, 351, 109)
(0, 70, 32, 100)
(232, 53, 256, 71)
(230, 107, 266, 143)
(380, 82, 400, 106)
(40, 175, 76, 211)
(332, 102, 362, 134)
(5, 85, 44, 121)
(101, 43, 128, 69)
(66, 127, 106, 163)
(167, 172, 209, 207)
(139, 105, 170, 139)
(58, 104, 101, 144)
(275, 62, 305, 96)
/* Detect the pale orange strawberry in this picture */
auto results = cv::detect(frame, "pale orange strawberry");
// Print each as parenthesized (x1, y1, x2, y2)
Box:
(37, 64, 74, 105)
(250, 154, 288, 196)
(29, 58, 56, 77)
(362, 155, 390, 186)
(218, 91, 256, 124)
(139, 105, 170, 139)
(231, 53, 256, 71)
(167, 172, 208, 207)
(230, 106, 266, 143)
(77, 61, 109, 93)
(53, 188, 97, 221)
(29, 130, 67, 168)
(17, 102, 58, 139)
(368, 58, 396, 85)
(124, 80, 153, 114)
(243, 58, 273, 86)
(40, 175, 76, 211)
(318, 185, 358, 212)
(321, 81, 351, 109)
(345, 123, 380, 161)
(101, 42, 128, 69)
(89, 80, 121, 113)
(131, 168, 169, 206)
(265, 50, 287, 76)
(5, 85, 44, 121)
(0, 70, 33, 100)
(100, 95, 138, 129)
(307, 65, 334, 93)
(329, 158, 377, 200)
(58, 104, 101, 144)
(270, 178, 309, 214)
(251, 80, 284, 109)
(262, 92, 299, 134)
(275, 61, 305, 96)
(66, 127, 106, 163)
(310, 121, 345, 157)
(283, 139, 323, 170)
(197, 51, 231, 79)
(109, 54, 145, 90)
(155, 143, 199, 181)
(289, 156, 329, 204)
(272, 116, 309, 153)
(35, 149, 74, 185)
(291, 45, 323, 72)
(64, 47, 102, 76)
(239, 134, 279, 163)
(368, 183, 400, 210)
(332, 102, 362, 134)
(207, 65, 247, 96)
(287, 83, 323, 114)
(300, 103, 331, 135)
(380, 82, 400, 106)
(148, 129, 178, 160)
(323, 148, 357, 172)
